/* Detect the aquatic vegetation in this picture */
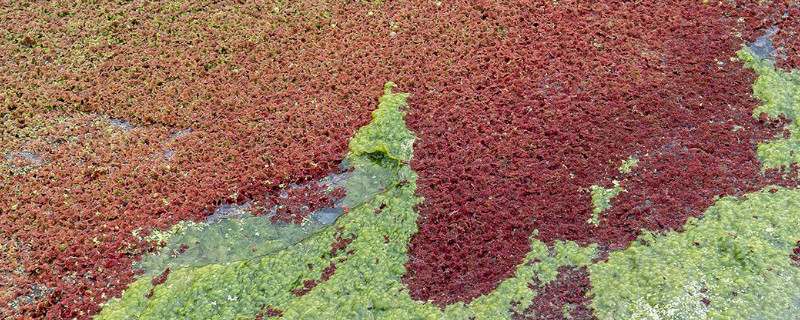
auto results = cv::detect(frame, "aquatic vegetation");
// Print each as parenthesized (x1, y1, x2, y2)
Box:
(97, 82, 420, 319)
(589, 187, 800, 319)
(585, 47, 800, 320)
(133, 216, 319, 278)
(97, 83, 600, 319)
(2, 1, 800, 318)
(737, 48, 800, 171)
(746, 2, 800, 70)
(587, 181, 623, 227)
(618, 157, 639, 174)
(98, 67, 800, 319)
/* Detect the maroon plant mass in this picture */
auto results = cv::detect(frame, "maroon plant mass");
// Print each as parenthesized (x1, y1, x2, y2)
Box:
(514, 266, 595, 320)
(741, 1, 800, 70)
(0, 0, 797, 318)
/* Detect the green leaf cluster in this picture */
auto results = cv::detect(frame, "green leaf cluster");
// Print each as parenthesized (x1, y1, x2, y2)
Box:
(738, 48, 800, 171)
(97, 83, 596, 319)
(589, 187, 800, 319)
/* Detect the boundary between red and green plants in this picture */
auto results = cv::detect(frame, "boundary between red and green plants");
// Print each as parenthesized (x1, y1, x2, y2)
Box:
(99, 47, 800, 318)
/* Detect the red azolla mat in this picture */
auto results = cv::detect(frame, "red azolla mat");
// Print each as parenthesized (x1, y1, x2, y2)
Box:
(0, 0, 798, 318)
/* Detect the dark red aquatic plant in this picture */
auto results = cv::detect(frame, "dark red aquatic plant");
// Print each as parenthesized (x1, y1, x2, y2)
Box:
(0, 0, 797, 319)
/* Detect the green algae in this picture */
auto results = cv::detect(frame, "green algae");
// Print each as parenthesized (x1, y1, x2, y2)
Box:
(96, 82, 421, 320)
(134, 215, 319, 278)
(587, 181, 623, 227)
(585, 48, 800, 320)
(737, 48, 800, 172)
(347, 82, 416, 165)
(340, 153, 403, 209)
(96, 83, 598, 319)
(588, 186, 800, 319)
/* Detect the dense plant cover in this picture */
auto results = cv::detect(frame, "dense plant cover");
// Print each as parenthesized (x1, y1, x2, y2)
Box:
(1, 0, 800, 319)
(589, 186, 800, 320)
(97, 62, 800, 320)
(95, 83, 599, 319)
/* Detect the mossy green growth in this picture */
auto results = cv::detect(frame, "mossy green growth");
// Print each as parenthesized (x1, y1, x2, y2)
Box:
(619, 156, 639, 174)
(443, 238, 596, 319)
(134, 214, 319, 278)
(347, 82, 416, 165)
(96, 83, 598, 319)
(588, 181, 623, 227)
(589, 186, 800, 320)
(737, 48, 800, 171)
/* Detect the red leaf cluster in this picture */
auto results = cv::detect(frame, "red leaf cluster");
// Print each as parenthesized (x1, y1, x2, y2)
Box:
(144, 268, 170, 299)
(791, 240, 800, 268)
(403, 0, 799, 306)
(737, 0, 800, 70)
(253, 306, 283, 319)
(0, 0, 795, 318)
(513, 266, 595, 320)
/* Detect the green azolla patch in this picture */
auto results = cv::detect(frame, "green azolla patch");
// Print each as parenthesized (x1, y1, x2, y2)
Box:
(738, 48, 800, 171)
(340, 153, 403, 209)
(589, 187, 800, 319)
(585, 47, 800, 320)
(440, 237, 595, 319)
(134, 215, 319, 278)
(347, 82, 416, 164)
(97, 83, 597, 319)
(619, 156, 639, 174)
(588, 181, 623, 227)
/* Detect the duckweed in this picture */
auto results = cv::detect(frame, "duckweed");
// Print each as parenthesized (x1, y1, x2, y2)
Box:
(619, 156, 639, 174)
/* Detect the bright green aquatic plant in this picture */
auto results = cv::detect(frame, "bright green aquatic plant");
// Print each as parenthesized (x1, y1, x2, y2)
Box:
(737, 48, 800, 172)
(587, 48, 800, 320)
(96, 82, 597, 319)
(619, 156, 639, 174)
(133, 215, 320, 278)
(587, 181, 623, 227)
(589, 186, 800, 319)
